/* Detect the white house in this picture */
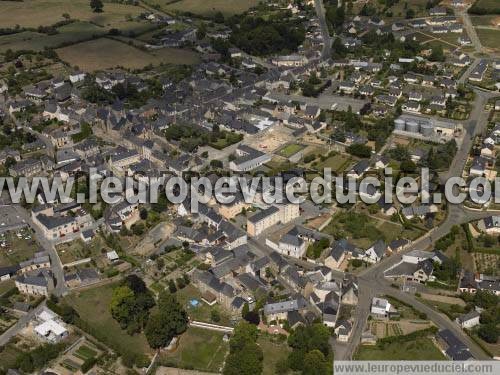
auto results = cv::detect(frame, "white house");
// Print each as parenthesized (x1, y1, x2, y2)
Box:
(371, 297, 395, 318)
(455, 310, 480, 329)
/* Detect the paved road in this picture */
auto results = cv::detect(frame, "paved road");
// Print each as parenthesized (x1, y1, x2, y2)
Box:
(338, 88, 498, 360)
(0, 301, 45, 346)
(456, 5, 482, 54)
(314, 0, 332, 59)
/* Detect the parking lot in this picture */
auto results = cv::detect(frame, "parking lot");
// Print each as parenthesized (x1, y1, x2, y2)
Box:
(0, 205, 28, 234)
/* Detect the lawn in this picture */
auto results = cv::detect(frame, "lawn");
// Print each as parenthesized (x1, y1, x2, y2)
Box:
(0, 0, 143, 28)
(475, 28, 500, 51)
(354, 337, 446, 360)
(160, 327, 229, 373)
(64, 283, 152, 359)
(0, 231, 37, 268)
(146, 0, 260, 16)
(311, 153, 352, 174)
(175, 284, 232, 326)
(278, 144, 304, 158)
(322, 211, 403, 248)
(258, 336, 290, 375)
(56, 37, 199, 71)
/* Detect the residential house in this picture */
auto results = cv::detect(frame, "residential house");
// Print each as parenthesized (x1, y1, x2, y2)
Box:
(455, 310, 480, 329)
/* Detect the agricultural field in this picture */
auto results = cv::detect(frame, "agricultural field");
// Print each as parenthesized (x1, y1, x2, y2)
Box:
(470, 15, 499, 26)
(64, 283, 153, 360)
(146, 0, 260, 16)
(0, 0, 143, 29)
(354, 337, 446, 360)
(476, 28, 500, 52)
(0, 22, 107, 53)
(160, 327, 229, 373)
(56, 37, 199, 71)
(0, 309, 17, 335)
(55, 340, 102, 373)
(472, 252, 500, 275)
(471, 0, 500, 13)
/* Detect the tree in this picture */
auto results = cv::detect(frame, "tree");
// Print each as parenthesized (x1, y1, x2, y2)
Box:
(288, 323, 332, 374)
(400, 159, 416, 173)
(168, 279, 177, 293)
(139, 208, 148, 220)
(211, 309, 221, 323)
(110, 286, 135, 328)
(243, 310, 260, 325)
(223, 322, 263, 375)
(478, 324, 499, 344)
(303, 349, 329, 375)
(90, 0, 103, 13)
(145, 292, 188, 349)
(429, 44, 444, 62)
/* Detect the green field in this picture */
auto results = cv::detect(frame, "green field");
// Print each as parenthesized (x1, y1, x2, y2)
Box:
(64, 283, 152, 359)
(0, 0, 144, 28)
(322, 211, 407, 249)
(355, 337, 446, 360)
(258, 336, 291, 375)
(160, 327, 229, 372)
(56, 37, 199, 71)
(476, 28, 500, 51)
(146, 0, 260, 16)
(470, 15, 498, 26)
(0, 21, 106, 53)
(278, 143, 304, 158)
(0, 231, 37, 268)
(314, 153, 352, 173)
(472, 0, 500, 12)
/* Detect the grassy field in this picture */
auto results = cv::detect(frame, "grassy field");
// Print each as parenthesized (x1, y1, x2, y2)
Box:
(258, 336, 290, 375)
(322, 211, 408, 249)
(470, 15, 499, 26)
(278, 144, 304, 158)
(64, 283, 152, 359)
(0, 0, 143, 28)
(0, 231, 37, 268)
(146, 0, 260, 16)
(160, 327, 228, 373)
(313, 153, 352, 173)
(473, 0, 500, 12)
(56, 37, 199, 71)
(476, 28, 500, 51)
(355, 337, 446, 360)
